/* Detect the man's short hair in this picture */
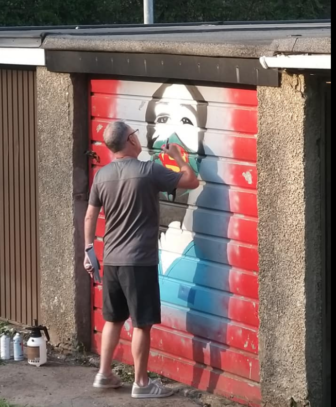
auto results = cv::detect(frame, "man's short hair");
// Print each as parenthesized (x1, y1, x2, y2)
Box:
(103, 121, 129, 153)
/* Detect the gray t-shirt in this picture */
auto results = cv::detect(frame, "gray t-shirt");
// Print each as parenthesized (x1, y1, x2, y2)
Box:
(89, 158, 182, 266)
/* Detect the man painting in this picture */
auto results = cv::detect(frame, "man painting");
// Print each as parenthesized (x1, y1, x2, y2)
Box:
(84, 121, 199, 399)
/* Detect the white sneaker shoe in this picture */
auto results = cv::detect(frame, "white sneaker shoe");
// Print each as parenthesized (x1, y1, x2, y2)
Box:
(93, 373, 122, 389)
(132, 379, 175, 399)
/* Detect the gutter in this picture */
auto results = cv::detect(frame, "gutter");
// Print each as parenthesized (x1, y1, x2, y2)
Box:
(260, 54, 331, 70)
(0, 48, 45, 66)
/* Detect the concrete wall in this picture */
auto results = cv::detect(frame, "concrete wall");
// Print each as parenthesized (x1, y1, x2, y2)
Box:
(258, 73, 323, 407)
(37, 68, 91, 349)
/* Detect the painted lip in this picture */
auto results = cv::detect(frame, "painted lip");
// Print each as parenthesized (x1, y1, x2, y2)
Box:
(159, 143, 189, 173)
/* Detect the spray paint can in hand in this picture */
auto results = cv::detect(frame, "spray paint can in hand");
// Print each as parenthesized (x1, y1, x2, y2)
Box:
(0, 333, 11, 360)
(13, 333, 24, 361)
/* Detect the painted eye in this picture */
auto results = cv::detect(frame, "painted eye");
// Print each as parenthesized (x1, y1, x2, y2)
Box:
(181, 117, 193, 125)
(156, 116, 169, 124)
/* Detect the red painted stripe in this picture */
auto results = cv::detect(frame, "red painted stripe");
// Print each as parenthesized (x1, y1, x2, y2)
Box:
(96, 216, 105, 237)
(226, 134, 257, 162)
(227, 241, 259, 272)
(229, 188, 258, 218)
(224, 87, 258, 107)
(160, 305, 259, 355)
(227, 216, 258, 245)
(91, 119, 112, 143)
(92, 325, 260, 382)
(91, 79, 121, 95)
(93, 240, 104, 262)
(92, 305, 259, 355)
(216, 162, 257, 190)
(92, 335, 261, 406)
(229, 269, 259, 299)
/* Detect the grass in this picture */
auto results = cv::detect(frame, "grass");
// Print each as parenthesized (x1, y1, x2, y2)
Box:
(0, 400, 18, 407)
(0, 400, 33, 407)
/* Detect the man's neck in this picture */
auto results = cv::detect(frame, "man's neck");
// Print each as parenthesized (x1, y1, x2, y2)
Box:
(114, 154, 137, 160)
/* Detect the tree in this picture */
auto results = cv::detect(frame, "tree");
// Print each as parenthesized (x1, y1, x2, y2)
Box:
(0, 0, 331, 27)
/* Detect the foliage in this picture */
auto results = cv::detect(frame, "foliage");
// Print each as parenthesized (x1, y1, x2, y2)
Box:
(0, 322, 14, 337)
(0, 0, 331, 27)
(0, 400, 19, 407)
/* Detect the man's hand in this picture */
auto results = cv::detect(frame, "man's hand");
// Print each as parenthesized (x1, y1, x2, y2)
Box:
(161, 143, 199, 190)
(84, 250, 94, 278)
(84, 204, 101, 278)
(161, 144, 183, 162)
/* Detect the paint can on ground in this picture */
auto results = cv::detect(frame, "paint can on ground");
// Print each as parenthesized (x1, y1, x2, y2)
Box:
(13, 333, 24, 361)
(0, 334, 11, 360)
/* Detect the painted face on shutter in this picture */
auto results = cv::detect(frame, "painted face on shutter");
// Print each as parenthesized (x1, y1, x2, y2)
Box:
(146, 84, 207, 177)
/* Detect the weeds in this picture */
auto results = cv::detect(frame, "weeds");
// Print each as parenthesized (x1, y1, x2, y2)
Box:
(0, 400, 18, 407)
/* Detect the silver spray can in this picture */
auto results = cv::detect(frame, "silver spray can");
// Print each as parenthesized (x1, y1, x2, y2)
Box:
(0, 333, 11, 360)
(13, 333, 24, 361)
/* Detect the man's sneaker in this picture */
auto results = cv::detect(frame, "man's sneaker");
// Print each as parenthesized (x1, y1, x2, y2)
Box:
(93, 373, 122, 389)
(132, 379, 175, 399)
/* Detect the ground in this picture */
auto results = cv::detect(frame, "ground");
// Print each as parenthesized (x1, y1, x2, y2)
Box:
(0, 359, 200, 407)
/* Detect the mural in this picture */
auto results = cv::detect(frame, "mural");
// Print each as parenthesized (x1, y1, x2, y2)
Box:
(90, 79, 261, 404)
(145, 83, 206, 276)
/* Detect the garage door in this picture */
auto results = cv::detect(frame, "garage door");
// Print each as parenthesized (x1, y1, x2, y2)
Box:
(0, 68, 40, 325)
(89, 79, 260, 406)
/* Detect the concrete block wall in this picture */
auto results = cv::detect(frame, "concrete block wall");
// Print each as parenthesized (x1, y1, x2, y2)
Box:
(37, 68, 91, 350)
(258, 72, 323, 407)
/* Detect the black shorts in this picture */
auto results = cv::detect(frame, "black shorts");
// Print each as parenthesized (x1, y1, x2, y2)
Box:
(103, 265, 161, 328)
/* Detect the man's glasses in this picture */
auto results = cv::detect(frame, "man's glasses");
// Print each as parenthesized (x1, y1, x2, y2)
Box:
(127, 129, 139, 140)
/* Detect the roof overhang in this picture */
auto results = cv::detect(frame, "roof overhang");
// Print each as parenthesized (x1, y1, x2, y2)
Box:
(45, 50, 280, 87)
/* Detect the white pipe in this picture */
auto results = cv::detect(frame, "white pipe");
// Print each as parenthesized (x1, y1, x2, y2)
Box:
(260, 54, 331, 70)
(0, 48, 45, 66)
(144, 0, 154, 24)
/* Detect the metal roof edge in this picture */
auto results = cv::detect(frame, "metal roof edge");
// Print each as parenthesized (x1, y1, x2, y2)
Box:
(0, 19, 331, 32)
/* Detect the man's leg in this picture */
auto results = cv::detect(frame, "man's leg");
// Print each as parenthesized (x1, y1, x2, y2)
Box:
(132, 326, 152, 386)
(121, 266, 174, 398)
(94, 266, 129, 388)
(99, 321, 124, 376)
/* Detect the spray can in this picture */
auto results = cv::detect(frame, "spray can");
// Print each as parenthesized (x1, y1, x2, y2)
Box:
(0, 333, 11, 360)
(13, 333, 24, 361)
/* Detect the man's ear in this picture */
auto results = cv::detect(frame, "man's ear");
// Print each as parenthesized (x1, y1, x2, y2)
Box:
(129, 135, 137, 146)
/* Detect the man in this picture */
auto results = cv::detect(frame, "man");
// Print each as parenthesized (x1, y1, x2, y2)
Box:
(84, 121, 199, 399)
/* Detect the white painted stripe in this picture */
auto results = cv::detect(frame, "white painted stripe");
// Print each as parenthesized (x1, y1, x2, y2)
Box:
(0, 48, 45, 66)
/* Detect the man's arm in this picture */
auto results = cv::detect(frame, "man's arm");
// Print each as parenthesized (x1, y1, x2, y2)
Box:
(161, 145, 200, 190)
(84, 204, 101, 275)
(85, 205, 101, 247)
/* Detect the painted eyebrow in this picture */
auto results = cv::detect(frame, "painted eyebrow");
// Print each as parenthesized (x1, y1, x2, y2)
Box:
(156, 101, 198, 117)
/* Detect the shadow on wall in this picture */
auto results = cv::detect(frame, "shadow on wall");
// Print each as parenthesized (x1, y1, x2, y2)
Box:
(304, 81, 330, 407)
(188, 158, 225, 393)
(146, 82, 233, 394)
